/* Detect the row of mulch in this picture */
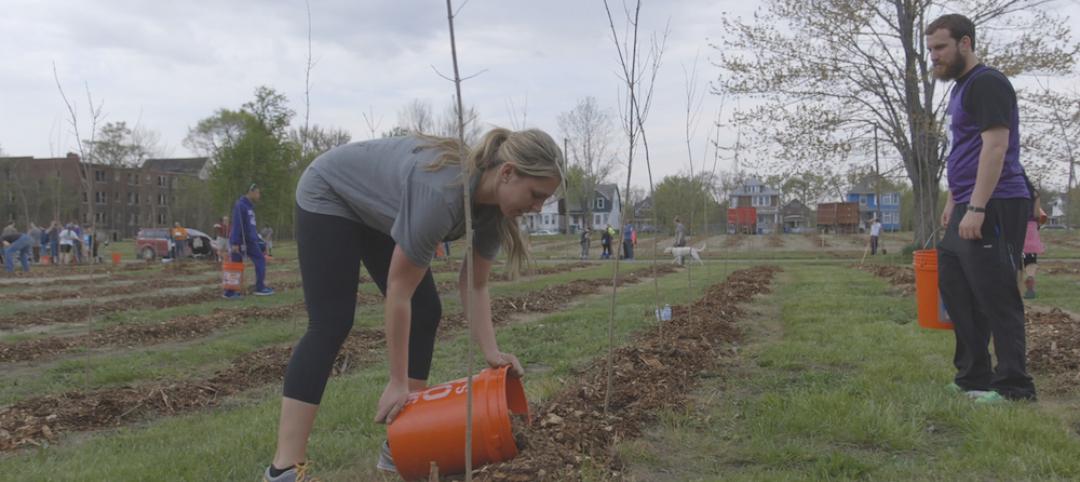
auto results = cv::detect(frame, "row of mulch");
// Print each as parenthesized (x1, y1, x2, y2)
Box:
(475, 266, 780, 481)
(0, 264, 684, 452)
(0, 262, 596, 363)
(0, 280, 304, 330)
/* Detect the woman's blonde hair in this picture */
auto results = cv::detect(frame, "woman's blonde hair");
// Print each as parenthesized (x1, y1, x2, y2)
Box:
(421, 127, 564, 274)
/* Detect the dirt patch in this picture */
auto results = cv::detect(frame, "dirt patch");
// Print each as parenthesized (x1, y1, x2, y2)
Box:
(854, 264, 915, 294)
(1027, 307, 1080, 388)
(723, 235, 743, 249)
(475, 266, 779, 481)
(767, 234, 784, 248)
(804, 233, 831, 248)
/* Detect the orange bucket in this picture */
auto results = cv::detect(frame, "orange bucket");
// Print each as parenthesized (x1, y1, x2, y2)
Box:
(221, 261, 244, 292)
(388, 366, 529, 480)
(111, 253, 122, 265)
(40, 255, 51, 265)
(913, 249, 953, 330)
(435, 242, 446, 259)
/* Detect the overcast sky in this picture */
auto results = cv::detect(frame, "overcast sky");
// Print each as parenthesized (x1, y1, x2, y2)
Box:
(0, 0, 755, 190)
(1, 0, 1077, 191)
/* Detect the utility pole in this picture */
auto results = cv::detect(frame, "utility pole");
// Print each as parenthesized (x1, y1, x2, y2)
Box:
(563, 137, 570, 235)
(874, 126, 881, 224)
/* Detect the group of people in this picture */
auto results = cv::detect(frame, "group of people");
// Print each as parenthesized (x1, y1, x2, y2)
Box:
(1, 221, 105, 274)
(579, 216, 687, 261)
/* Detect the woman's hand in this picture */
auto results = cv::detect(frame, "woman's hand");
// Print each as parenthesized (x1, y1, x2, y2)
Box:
(486, 351, 524, 378)
(374, 380, 410, 425)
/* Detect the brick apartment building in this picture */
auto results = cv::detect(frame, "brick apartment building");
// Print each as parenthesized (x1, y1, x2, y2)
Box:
(0, 153, 209, 241)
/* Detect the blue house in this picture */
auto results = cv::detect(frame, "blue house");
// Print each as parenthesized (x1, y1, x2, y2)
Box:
(846, 177, 901, 231)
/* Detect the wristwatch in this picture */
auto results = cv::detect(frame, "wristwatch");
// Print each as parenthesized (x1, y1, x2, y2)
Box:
(966, 205, 986, 213)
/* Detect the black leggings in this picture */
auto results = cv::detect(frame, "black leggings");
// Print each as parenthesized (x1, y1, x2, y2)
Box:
(283, 206, 442, 405)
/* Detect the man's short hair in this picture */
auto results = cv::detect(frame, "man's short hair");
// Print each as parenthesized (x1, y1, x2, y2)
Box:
(927, 14, 976, 50)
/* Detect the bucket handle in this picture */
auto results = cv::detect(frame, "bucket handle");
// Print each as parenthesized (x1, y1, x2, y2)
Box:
(922, 227, 940, 250)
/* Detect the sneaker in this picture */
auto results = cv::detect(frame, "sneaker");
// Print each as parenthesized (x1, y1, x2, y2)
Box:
(974, 391, 1006, 404)
(376, 440, 397, 473)
(945, 382, 963, 394)
(254, 287, 275, 296)
(222, 291, 243, 300)
(264, 461, 317, 482)
(965, 390, 994, 399)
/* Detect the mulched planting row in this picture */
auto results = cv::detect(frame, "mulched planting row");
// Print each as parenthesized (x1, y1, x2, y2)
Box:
(1042, 262, 1080, 276)
(0, 303, 304, 363)
(0, 276, 221, 302)
(0, 281, 303, 330)
(1026, 307, 1080, 383)
(767, 233, 784, 248)
(853, 264, 916, 295)
(0, 264, 678, 452)
(723, 235, 744, 248)
(475, 266, 780, 481)
(0, 263, 594, 363)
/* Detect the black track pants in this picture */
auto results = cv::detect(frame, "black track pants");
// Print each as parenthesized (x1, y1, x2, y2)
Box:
(938, 198, 1035, 400)
(283, 206, 442, 405)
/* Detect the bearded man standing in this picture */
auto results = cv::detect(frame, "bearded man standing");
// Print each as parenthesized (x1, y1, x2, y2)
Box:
(928, 14, 1035, 403)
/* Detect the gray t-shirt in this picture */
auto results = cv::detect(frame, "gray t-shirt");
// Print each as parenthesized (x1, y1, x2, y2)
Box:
(296, 136, 502, 267)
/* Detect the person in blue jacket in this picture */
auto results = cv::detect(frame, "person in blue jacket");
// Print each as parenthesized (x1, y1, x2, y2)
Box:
(225, 183, 273, 298)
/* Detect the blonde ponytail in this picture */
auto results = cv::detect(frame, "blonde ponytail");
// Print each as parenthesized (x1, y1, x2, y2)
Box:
(420, 127, 564, 274)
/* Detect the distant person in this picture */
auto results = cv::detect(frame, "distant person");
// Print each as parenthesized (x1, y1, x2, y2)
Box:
(87, 225, 102, 263)
(213, 221, 227, 262)
(2, 223, 32, 274)
(579, 226, 591, 260)
(227, 184, 272, 299)
(261, 226, 274, 257)
(59, 224, 78, 265)
(622, 223, 635, 259)
(673, 216, 687, 248)
(72, 223, 83, 264)
(28, 222, 42, 263)
(171, 222, 189, 260)
(1022, 190, 1047, 299)
(869, 217, 883, 255)
(600, 224, 613, 259)
(48, 221, 60, 262)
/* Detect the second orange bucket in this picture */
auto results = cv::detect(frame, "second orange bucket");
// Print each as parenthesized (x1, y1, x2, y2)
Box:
(221, 261, 244, 292)
(388, 366, 529, 480)
(913, 249, 953, 330)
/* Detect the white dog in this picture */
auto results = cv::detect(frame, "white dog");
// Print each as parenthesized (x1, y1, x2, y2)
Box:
(664, 243, 706, 266)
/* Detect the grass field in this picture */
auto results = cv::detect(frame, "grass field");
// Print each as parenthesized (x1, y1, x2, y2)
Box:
(2, 231, 1078, 481)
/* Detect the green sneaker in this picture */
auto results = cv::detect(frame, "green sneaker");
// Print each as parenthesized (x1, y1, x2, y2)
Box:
(946, 382, 963, 394)
(974, 391, 1006, 404)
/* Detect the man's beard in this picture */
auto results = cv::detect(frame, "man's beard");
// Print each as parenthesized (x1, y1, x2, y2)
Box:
(934, 51, 967, 81)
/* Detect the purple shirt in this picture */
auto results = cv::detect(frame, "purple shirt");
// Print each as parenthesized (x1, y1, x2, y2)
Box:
(945, 64, 1028, 203)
